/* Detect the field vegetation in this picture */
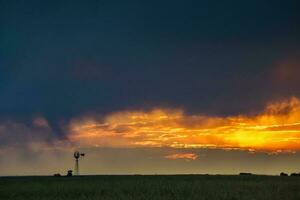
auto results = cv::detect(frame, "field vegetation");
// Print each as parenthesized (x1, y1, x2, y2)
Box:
(0, 175, 299, 200)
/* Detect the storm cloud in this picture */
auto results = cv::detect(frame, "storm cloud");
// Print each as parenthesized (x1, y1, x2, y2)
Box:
(1, 0, 300, 124)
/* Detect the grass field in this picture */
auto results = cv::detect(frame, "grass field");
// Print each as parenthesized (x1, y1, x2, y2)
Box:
(0, 175, 299, 200)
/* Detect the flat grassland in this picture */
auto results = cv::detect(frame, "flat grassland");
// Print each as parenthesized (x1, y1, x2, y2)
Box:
(0, 175, 299, 200)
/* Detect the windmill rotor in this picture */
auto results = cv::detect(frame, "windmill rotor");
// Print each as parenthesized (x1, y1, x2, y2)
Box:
(74, 151, 80, 159)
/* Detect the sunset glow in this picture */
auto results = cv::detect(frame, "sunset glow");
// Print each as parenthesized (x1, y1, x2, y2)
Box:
(68, 97, 300, 152)
(165, 153, 198, 161)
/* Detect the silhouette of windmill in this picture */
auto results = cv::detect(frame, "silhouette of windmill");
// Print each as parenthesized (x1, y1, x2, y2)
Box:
(74, 151, 85, 176)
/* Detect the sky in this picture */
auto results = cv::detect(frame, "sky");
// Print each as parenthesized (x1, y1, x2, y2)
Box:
(1, 0, 300, 175)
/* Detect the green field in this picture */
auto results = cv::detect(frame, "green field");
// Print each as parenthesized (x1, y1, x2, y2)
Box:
(0, 175, 299, 200)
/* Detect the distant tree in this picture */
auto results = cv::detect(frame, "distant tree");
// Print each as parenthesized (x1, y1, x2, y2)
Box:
(67, 170, 73, 177)
(290, 173, 300, 176)
(54, 173, 61, 177)
(280, 172, 288, 176)
(239, 173, 253, 176)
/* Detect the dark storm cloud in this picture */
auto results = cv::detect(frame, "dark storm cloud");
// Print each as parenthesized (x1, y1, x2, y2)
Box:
(0, 0, 300, 135)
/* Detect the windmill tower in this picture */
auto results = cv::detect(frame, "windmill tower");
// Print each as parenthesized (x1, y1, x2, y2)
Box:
(74, 151, 85, 176)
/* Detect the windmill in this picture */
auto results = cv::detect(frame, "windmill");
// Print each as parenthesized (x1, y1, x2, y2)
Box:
(74, 151, 85, 176)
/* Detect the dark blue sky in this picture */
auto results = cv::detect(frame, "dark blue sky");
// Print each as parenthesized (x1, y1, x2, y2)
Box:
(1, 0, 300, 129)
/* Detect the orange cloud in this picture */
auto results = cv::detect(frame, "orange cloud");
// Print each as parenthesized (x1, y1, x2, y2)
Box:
(68, 97, 300, 152)
(165, 153, 198, 161)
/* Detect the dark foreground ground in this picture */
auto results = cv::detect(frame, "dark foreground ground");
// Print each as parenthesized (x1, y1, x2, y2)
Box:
(0, 175, 299, 200)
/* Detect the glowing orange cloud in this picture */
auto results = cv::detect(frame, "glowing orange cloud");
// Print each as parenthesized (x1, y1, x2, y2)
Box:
(68, 97, 300, 152)
(165, 153, 198, 161)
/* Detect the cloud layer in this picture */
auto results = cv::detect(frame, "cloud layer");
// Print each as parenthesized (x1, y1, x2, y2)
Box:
(1, 97, 300, 153)
(68, 97, 300, 152)
(165, 153, 198, 161)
